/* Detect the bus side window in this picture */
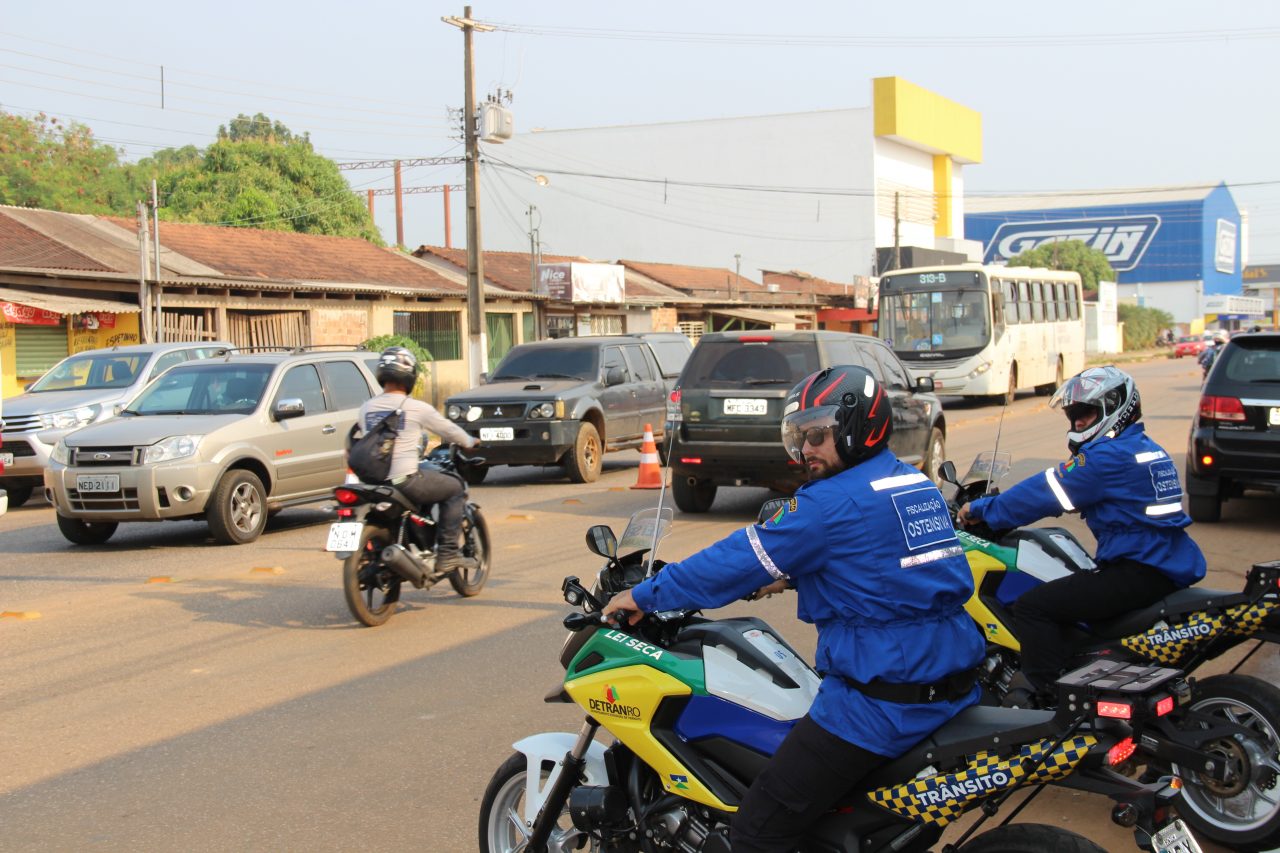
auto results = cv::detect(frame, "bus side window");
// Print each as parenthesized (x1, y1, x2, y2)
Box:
(1046, 283, 1058, 321)
(1017, 281, 1031, 323)
(1031, 282, 1045, 322)
(1003, 280, 1019, 324)
(991, 287, 1004, 328)
(1070, 284, 1081, 319)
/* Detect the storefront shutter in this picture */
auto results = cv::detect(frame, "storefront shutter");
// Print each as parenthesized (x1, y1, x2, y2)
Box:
(15, 322, 68, 377)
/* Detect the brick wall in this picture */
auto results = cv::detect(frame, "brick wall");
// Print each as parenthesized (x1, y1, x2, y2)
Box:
(311, 308, 369, 346)
(650, 306, 678, 332)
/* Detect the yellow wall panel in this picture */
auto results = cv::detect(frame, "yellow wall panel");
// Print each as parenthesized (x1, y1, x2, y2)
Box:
(874, 77, 982, 164)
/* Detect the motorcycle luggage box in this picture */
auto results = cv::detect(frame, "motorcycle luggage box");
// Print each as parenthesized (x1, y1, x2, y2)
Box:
(1088, 587, 1246, 639)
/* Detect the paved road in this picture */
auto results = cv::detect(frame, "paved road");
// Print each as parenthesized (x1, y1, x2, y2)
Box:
(0, 356, 1275, 851)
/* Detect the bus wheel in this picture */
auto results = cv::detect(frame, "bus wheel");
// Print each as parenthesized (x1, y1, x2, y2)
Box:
(1035, 358, 1063, 396)
(996, 366, 1017, 406)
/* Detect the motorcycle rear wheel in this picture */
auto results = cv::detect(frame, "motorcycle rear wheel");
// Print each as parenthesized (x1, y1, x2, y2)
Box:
(956, 823, 1104, 852)
(342, 525, 401, 627)
(449, 506, 491, 597)
(1171, 674, 1280, 851)
(478, 751, 598, 853)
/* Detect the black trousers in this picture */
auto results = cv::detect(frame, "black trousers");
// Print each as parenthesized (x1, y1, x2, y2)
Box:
(1015, 558, 1178, 690)
(730, 714, 887, 853)
(396, 469, 466, 558)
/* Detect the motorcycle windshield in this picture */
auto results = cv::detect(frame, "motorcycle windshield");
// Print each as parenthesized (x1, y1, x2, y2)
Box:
(962, 451, 1012, 488)
(617, 507, 674, 559)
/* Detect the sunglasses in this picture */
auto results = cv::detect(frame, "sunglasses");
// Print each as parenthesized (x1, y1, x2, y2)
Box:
(802, 426, 833, 447)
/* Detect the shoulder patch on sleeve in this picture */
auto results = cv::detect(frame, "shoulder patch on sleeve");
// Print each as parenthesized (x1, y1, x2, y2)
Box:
(764, 497, 799, 527)
(1058, 452, 1086, 477)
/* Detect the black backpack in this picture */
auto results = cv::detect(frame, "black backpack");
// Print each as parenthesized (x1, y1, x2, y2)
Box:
(347, 407, 403, 483)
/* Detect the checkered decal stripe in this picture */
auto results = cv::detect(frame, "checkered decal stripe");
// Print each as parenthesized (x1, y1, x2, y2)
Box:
(1120, 601, 1278, 665)
(866, 736, 1096, 826)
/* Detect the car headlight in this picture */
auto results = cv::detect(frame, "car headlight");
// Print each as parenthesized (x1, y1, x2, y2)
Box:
(51, 441, 71, 465)
(529, 402, 556, 419)
(142, 435, 203, 464)
(446, 404, 462, 420)
(465, 406, 483, 423)
(42, 404, 102, 430)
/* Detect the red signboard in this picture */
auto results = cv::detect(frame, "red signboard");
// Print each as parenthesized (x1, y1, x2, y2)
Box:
(1, 302, 62, 325)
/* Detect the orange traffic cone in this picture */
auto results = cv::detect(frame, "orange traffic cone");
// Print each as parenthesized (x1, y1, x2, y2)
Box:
(631, 423, 665, 489)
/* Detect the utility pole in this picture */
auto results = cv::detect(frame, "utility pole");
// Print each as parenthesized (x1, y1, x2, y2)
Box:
(734, 253, 741, 301)
(443, 6, 494, 387)
(151, 180, 163, 342)
(892, 192, 901, 272)
(528, 205, 543, 339)
(136, 201, 151, 344)
(394, 159, 405, 248)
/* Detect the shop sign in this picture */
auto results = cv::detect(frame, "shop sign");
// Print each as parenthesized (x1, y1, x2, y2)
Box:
(1216, 219, 1237, 274)
(1, 302, 62, 325)
(983, 215, 1161, 272)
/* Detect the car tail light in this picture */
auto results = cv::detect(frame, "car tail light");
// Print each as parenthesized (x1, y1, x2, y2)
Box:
(1199, 395, 1246, 422)
(1156, 695, 1175, 717)
(680, 457, 702, 465)
(1097, 701, 1132, 719)
(1201, 454, 1214, 466)
(334, 488, 360, 505)
(1107, 737, 1137, 766)
(739, 336, 774, 343)
(669, 389, 682, 406)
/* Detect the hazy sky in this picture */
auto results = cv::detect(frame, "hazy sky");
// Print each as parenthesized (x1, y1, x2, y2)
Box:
(5, 1, 1278, 281)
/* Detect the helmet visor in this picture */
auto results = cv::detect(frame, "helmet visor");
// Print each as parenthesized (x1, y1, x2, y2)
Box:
(780, 405, 839, 462)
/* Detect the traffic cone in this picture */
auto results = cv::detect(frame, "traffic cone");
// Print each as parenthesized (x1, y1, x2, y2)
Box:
(632, 423, 665, 489)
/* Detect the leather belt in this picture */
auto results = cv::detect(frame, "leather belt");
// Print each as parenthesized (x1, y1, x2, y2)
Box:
(836, 667, 979, 705)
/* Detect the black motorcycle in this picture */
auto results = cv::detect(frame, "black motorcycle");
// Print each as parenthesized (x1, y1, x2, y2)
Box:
(326, 445, 491, 626)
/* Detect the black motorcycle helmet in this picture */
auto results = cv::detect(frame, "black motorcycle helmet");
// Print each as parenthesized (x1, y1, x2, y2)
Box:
(780, 365, 891, 467)
(375, 346, 420, 390)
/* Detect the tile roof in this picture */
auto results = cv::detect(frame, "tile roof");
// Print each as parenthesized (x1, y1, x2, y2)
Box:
(0, 208, 113, 272)
(761, 269, 871, 298)
(618, 259, 763, 297)
(102, 217, 462, 293)
(413, 246, 680, 300)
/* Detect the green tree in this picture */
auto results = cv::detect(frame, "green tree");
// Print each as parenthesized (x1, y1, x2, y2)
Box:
(1006, 240, 1115, 294)
(1117, 304, 1174, 350)
(150, 115, 381, 243)
(362, 334, 432, 397)
(0, 111, 144, 213)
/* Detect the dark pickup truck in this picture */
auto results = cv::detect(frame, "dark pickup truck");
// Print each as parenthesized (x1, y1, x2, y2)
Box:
(444, 333, 692, 483)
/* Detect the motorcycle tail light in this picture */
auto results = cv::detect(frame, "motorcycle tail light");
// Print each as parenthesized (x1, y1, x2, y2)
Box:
(336, 508, 354, 518)
(1107, 737, 1137, 766)
(1097, 701, 1132, 719)
(1156, 695, 1175, 717)
(334, 488, 360, 505)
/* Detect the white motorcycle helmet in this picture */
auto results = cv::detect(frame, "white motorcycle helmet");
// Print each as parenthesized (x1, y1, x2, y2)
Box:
(1049, 366, 1141, 454)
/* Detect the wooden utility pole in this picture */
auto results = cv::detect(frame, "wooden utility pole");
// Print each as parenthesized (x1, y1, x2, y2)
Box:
(394, 159, 405, 248)
(135, 202, 151, 343)
(443, 6, 494, 387)
(892, 192, 901, 272)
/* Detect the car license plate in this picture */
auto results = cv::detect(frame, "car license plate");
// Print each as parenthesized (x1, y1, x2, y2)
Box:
(1270, 407, 1280, 427)
(0, 452, 12, 467)
(480, 427, 514, 441)
(326, 522, 364, 552)
(1151, 819, 1202, 853)
(723, 398, 767, 416)
(76, 474, 120, 493)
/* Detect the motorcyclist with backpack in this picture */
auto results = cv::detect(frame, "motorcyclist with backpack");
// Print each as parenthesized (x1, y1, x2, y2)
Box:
(1199, 331, 1227, 378)
(957, 366, 1206, 706)
(354, 347, 479, 574)
(603, 366, 985, 853)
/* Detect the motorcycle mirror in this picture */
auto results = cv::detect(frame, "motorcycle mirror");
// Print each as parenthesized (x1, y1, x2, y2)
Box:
(585, 525, 618, 558)
(562, 611, 597, 632)
(757, 497, 790, 526)
(938, 460, 959, 487)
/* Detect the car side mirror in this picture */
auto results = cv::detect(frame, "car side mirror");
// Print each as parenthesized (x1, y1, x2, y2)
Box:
(916, 376, 935, 392)
(605, 366, 627, 386)
(112, 403, 125, 416)
(479, 372, 489, 384)
(274, 398, 305, 420)
(757, 497, 791, 525)
(585, 525, 618, 558)
(23, 383, 33, 392)
(938, 461, 959, 487)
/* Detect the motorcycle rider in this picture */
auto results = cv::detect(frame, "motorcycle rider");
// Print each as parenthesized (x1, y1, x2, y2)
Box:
(603, 366, 985, 853)
(1199, 331, 1227, 377)
(958, 366, 1206, 706)
(355, 346, 479, 573)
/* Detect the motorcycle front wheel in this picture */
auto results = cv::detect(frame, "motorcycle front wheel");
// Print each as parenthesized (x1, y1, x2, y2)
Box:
(1171, 674, 1280, 851)
(449, 506, 491, 597)
(478, 752, 598, 853)
(342, 525, 401, 627)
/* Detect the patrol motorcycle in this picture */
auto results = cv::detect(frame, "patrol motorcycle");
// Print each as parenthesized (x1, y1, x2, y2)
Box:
(943, 452, 1280, 850)
(325, 444, 491, 627)
(478, 508, 1208, 853)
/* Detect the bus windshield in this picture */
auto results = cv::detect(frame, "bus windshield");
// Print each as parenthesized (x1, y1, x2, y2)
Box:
(880, 289, 990, 354)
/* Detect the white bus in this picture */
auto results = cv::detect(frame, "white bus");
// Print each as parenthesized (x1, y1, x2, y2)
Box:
(877, 264, 1086, 404)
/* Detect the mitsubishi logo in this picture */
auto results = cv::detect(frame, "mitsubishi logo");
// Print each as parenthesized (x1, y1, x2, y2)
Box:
(494, 407, 503, 417)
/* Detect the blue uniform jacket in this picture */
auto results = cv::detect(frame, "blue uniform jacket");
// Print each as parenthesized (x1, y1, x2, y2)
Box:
(631, 449, 985, 758)
(968, 422, 1205, 587)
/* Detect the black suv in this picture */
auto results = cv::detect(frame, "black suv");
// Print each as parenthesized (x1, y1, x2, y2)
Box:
(1186, 330, 1280, 521)
(444, 333, 692, 484)
(666, 330, 945, 512)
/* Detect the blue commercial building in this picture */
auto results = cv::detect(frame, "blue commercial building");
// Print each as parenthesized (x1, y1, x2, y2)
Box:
(964, 184, 1242, 325)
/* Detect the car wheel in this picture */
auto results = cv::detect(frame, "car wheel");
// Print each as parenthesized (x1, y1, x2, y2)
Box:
(673, 476, 717, 513)
(1188, 492, 1222, 523)
(3, 484, 33, 507)
(207, 469, 268, 544)
(563, 422, 602, 484)
(56, 514, 118, 545)
(923, 427, 945, 484)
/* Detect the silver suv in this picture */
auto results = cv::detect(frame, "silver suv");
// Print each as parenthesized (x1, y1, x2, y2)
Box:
(1, 342, 231, 508)
(43, 348, 378, 545)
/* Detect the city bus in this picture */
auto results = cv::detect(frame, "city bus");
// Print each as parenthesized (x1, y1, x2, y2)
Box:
(877, 264, 1086, 404)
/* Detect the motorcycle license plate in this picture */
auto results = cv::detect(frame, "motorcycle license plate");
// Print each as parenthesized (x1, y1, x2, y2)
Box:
(326, 522, 363, 552)
(1270, 406, 1280, 427)
(480, 427, 513, 441)
(1151, 819, 1202, 853)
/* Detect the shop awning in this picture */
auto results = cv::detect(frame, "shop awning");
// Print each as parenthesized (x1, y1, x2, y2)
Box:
(711, 307, 810, 327)
(0, 287, 139, 325)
